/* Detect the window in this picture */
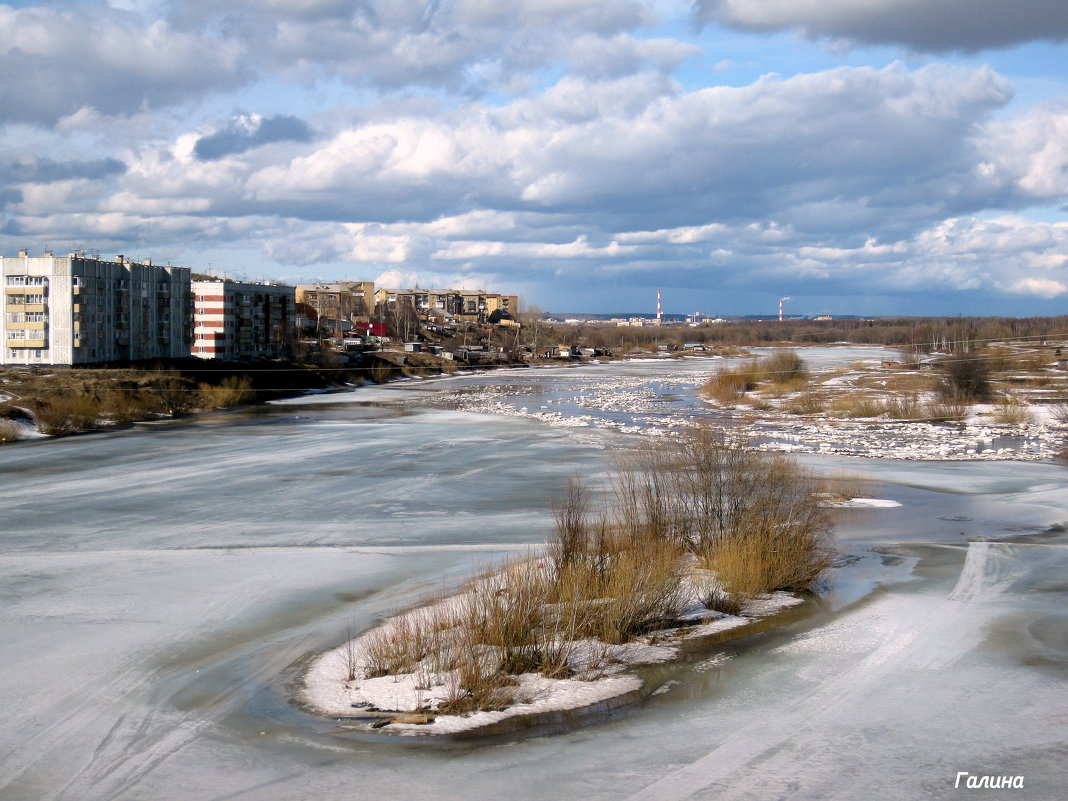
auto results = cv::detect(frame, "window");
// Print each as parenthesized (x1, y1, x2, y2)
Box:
(25, 294, 44, 304)
(7, 330, 26, 340)
(71, 277, 80, 287)
(8, 349, 16, 358)
(6, 313, 23, 323)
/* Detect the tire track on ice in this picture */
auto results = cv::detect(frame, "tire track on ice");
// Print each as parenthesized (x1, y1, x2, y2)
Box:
(623, 541, 1022, 801)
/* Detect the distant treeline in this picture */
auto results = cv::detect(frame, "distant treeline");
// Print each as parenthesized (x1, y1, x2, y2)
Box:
(556, 316, 1068, 352)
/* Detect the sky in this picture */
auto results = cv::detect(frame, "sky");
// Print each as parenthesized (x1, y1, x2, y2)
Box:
(2, 1, 1068, 316)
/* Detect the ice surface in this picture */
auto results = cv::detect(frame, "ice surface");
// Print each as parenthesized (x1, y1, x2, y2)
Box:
(1, 350, 1066, 800)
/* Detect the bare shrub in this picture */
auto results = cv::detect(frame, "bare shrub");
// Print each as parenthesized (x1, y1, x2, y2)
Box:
(822, 471, 875, 502)
(463, 558, 552, 675)
(923, 401, 969, 423)
(32, 395, 102, 435)
(993, 395, 1033, 425)
(98, 389, 151, 425)
(149, 372, 195, 416)
(363, 613, 434, 678)
(763, 349, 808, 384)
(701, 361, 762, 402)
(342, 619, 359, 682)
(939, 355, 991, 402)
(368, 363, 395, 385)
(1049, 403, 1068, 424)
(617, 429, 833, 586)
(593, 538, 687, 643)
(549, 479, 589, 571)
(706, 515, 834, 600)
(701, 350, 808, 403)
(883, 392, 925, 420)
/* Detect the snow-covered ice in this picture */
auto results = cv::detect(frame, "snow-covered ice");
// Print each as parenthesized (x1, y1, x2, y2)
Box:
(1, 347, 1066, 800)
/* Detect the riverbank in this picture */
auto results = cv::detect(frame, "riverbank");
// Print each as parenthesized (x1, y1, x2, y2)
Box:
(0, 348, 697, 442)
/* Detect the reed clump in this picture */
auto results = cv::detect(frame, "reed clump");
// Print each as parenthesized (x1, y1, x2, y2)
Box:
(701, 349, 809, 403)
(32, 395, 103, 435)
(197, 375, 254, 410)
(784, 392, 825, 415)
(337, 429, 835, 715)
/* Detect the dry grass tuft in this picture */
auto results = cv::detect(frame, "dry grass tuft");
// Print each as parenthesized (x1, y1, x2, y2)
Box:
(700, 350, 809, 403)
(0, 419, 21, 442)
(923, 401, 969, 423)
(830, 394, 885, 418)
(32, 395, 102, 435)
(785, 392, 825, 415)
(198, 376, 255, 410)
(701, 361, 762, 402)
(992, 395, 1033, 425)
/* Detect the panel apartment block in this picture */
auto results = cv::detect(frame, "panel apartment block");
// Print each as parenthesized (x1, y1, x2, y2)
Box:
(1, 252, 191, 366)
(192, 280, 295, 360)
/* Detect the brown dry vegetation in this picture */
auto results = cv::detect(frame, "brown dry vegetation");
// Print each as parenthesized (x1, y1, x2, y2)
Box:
(198, 375, 254, 409)
(992, 394, 1034, 425)
(703, 342, 1061, 426)
(0, 362, 338, 440)
(351, 430, 835, 714)
(701, 349, 809, 403)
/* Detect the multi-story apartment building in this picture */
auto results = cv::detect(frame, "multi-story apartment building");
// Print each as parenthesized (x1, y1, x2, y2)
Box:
(482, 293, 518, 320)
(294, 282, 375, 333)
(192, 280, 295, 360)
(375, 288, 520, 323)
(1, 251, 190, 366)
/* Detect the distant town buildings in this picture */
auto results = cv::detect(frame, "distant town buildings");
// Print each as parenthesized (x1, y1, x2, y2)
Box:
(1, 250, 521, 366)
(1, 251, 190, 366)
(374, 288, 519, 323)
(294, 282, 375, 332)
(192, 280, 295, 360)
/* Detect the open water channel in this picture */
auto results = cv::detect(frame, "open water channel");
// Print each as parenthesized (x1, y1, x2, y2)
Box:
(1, 347, 1066, 800)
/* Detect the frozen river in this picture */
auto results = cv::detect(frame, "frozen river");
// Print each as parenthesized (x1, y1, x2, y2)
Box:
(1, 348, 1066, 800)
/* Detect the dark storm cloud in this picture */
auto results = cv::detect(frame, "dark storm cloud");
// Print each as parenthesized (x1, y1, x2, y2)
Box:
(695, 0, 1068, 53)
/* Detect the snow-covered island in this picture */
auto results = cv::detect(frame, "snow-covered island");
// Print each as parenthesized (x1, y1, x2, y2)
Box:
(300, 428, 868, 737)
(301, 570, 806, 737)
